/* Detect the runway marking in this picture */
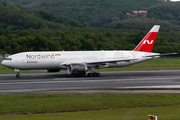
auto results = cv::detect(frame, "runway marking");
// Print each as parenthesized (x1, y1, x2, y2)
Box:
(1, 70, 180, 94)
(0, 79, 119, 85)
(117, 78, 176, 82)
(117, 85, 180, 89)
(117, 79, 144, 81)
(0, 77, 178, 85)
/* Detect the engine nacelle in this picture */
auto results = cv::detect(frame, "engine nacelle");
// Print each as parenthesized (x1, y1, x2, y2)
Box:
(67, 63, 87, 75)
(46, 69, 61, 72)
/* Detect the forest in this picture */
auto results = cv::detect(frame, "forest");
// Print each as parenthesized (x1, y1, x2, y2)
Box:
(1, 27, 180, 55)
(0, 0, 180, 55)
(1, 0, 179, 27)
(0, 1, 89, 30)
(0, 0, 164, 27)
(148, 2, 180, 25)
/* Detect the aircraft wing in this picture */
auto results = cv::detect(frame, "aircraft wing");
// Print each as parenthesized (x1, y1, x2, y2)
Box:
(61, 58, 138, 66)
(144, 53, 177, 57)
(86, 58, 138, 64)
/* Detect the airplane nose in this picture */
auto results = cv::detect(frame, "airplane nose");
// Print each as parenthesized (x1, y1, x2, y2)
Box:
(1, 60, 5, 66)
(1, 60, 14, 69)
(1, 60, 8, 67)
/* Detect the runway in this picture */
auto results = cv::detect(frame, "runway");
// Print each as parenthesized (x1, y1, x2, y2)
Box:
(1, 70, 180, 94)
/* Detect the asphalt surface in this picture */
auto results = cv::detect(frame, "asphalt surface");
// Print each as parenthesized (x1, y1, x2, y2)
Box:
(1, 70, 180, 94)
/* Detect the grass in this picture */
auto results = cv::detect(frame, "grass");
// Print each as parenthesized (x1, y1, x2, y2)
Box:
(1, 59, 180, 119)
(1, 106, 180, 120)
(1, 59, 180, 74)
(0, 65, 44, 74)
(0, 94, 180, 114)
(98, 59, 180, 71)
(0, 94, 180, 119)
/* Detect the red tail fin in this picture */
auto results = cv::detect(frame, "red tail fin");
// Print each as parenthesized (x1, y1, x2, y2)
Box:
(133, 25, 160, 52)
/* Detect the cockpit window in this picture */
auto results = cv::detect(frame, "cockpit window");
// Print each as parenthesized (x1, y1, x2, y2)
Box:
(5, 58, 12, 60)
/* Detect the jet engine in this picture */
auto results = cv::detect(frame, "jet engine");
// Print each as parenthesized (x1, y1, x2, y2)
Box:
(67, 63, 87, 75)
(46, 69, 61, 72)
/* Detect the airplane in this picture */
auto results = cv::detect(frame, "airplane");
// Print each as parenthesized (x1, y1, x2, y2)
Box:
(1, 25, 176, 78)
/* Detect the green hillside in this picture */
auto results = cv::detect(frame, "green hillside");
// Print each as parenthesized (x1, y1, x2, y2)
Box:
(148, 2, 180, 25)
(0, 1, 89, 30)
(0, 0, 180, 55)
(1, 0, 180, 28)
(0, 0, 164, 27)
(1, 25, 180, 55)
(0, 0, 35, 4)
(103, 18, 180, 32)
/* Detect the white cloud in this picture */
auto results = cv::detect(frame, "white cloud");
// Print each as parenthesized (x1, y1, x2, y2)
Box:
(170, 0, 180, 2)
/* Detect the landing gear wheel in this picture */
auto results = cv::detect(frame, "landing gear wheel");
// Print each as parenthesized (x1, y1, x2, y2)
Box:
(87, 73, 101, 77)
(14, 69, 20, 78)
(88, 73, 93, 77)
(88, 67, 101, 77)
(96, 73, 100, 77)
(16, 74, 20, 78)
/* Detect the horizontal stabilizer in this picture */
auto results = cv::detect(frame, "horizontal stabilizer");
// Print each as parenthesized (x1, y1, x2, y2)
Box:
(144, 53, 177, 57)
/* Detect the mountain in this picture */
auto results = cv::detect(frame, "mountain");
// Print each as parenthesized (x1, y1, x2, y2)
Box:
(0, 0, 164, 27)
(0, 1, 89, 30)
(103, 18, 180, 32)
(2, 0, 180, 27)
(0, 0, 180, 55)
(148, 2, 180, 25)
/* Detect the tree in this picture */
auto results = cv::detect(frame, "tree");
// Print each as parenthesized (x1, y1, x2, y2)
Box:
(2, 1, 7, 6)
(112, 17, 120, 22)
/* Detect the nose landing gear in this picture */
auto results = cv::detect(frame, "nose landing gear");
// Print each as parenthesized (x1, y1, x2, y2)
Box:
(16, 72, 20, 78)
(14, 69, 20, 78)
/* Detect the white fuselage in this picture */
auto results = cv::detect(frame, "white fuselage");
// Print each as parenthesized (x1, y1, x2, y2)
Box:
(1, 50, 159, 70)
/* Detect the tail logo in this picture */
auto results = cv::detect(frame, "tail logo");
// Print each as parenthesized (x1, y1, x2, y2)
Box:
(143, 40, 154, 44)
(133, 25, 160, 52)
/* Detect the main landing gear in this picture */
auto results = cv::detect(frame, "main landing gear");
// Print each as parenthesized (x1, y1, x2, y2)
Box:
(87, 72, 100, 77)
(14, 69, 20, 78)
(87, 68, 101, 77)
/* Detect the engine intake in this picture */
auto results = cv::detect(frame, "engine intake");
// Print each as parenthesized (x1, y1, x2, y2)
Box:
(67, 63, 87, 75)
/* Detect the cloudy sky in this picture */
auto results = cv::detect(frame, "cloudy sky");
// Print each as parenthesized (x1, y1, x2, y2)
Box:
(170, 0, 180, 1)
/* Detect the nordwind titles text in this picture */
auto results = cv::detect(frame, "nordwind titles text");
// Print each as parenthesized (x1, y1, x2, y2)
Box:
(26, 54, 55, 59)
